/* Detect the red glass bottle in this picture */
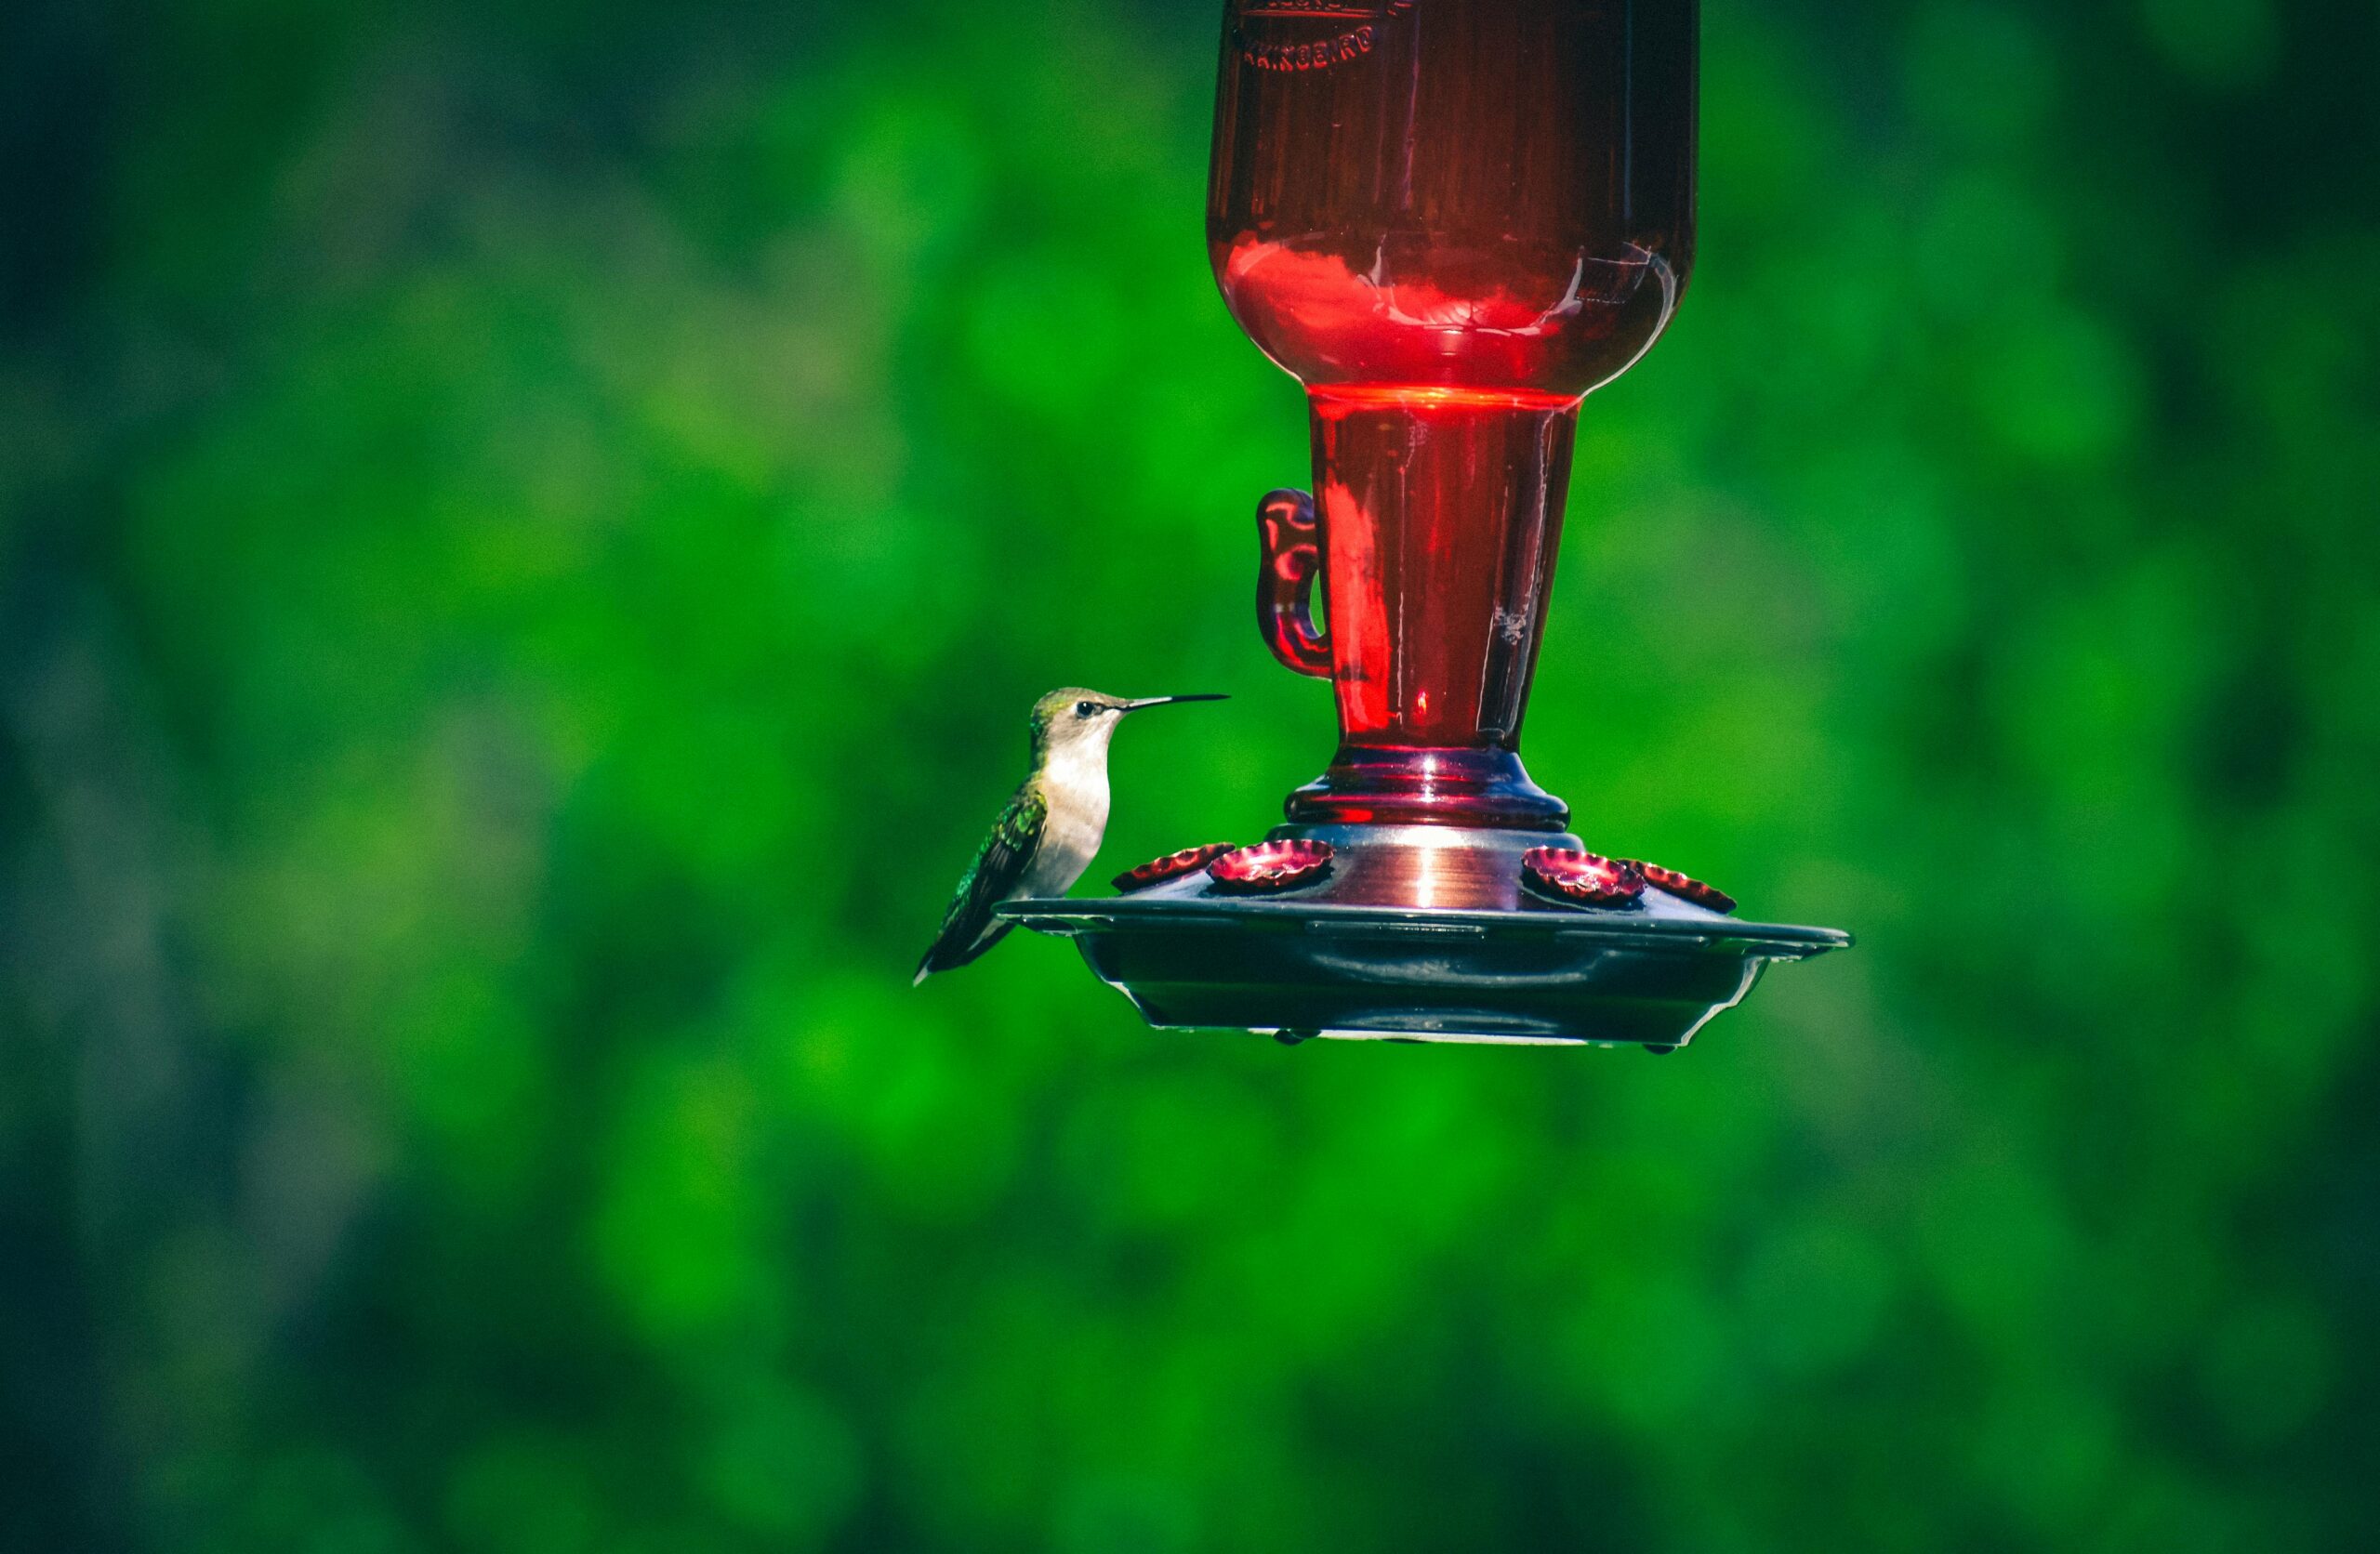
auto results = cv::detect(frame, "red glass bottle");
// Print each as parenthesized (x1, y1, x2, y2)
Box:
(1212, 0, 1697, 828)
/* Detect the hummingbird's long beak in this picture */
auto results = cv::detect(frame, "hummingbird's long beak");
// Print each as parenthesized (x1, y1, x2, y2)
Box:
(1121, 693, 1228, 712)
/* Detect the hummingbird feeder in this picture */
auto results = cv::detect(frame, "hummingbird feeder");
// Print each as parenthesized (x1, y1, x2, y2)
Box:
(998, 0, 1850, 1049)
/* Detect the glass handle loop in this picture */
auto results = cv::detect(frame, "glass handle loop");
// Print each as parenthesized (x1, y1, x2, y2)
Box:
(1255, 488, 1331, 679)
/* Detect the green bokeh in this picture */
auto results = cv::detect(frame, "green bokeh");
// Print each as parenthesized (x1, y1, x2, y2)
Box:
(5, 0, 2375, 1549)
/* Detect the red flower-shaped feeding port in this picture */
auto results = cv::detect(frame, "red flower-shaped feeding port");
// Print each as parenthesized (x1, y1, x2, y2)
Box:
(1620, 861, 1737, 915)
(1520, 849, 1646, 908)
(1208, 839, 1335, 893)
(1113, 843, 1237, 894)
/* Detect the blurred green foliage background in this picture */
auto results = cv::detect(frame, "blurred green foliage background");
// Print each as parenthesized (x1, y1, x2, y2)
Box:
(5, 0, 2376, 1548)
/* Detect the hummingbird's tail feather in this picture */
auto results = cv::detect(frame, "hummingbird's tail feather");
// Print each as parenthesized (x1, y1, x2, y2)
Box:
(913, 919, 1014, 985)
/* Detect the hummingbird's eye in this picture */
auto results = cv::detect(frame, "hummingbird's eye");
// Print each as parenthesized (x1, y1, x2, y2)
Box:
(1075, 701, 1097, 718)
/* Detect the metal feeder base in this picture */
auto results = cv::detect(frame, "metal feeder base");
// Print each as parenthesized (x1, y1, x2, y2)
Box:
(998, 825, 1851, 1050)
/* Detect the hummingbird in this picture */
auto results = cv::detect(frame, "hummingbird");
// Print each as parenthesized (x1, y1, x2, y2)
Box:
(914, 688, 1226, 984)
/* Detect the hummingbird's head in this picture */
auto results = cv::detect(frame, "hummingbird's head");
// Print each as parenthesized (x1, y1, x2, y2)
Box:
(1029, 688, 1227, 760)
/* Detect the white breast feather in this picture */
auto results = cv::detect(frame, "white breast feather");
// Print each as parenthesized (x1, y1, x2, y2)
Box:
(1020, 742, 1110, 899)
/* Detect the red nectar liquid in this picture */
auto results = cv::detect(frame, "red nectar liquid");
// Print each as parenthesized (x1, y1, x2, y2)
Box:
(1210, 0, 1697, 826)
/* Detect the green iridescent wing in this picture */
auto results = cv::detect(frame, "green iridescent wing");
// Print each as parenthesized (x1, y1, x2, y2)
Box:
(913, 784, 1046, 983)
